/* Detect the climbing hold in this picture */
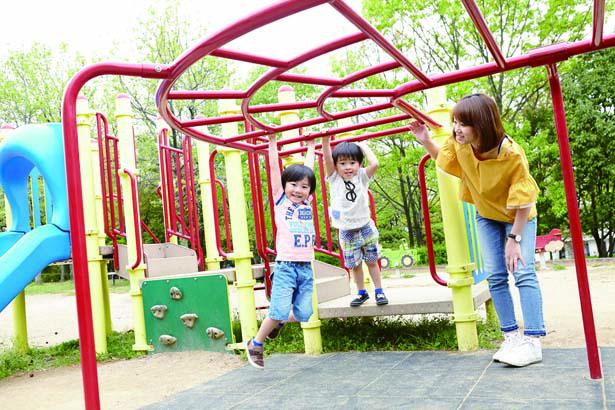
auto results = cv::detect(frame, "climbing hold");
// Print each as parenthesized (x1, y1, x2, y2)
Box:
(180, 313, 198, 328)
(159, 335, 177, 346)
(150, 305, 168, 319)
(206, 327, 225, 340)
(169, 286, 183, 300)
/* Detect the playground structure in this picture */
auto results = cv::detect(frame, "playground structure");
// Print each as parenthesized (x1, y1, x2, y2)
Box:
(0, 124, 73, 354)
(535, 228, 565, 270)
(379, 240, 419, 269)
(0, 0, 608, 408)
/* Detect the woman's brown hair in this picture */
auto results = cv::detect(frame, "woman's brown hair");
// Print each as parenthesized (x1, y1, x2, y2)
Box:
(452, 93, 505, 153)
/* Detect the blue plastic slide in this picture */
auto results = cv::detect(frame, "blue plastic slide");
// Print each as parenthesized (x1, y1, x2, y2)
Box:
(0, 123, 71, 312)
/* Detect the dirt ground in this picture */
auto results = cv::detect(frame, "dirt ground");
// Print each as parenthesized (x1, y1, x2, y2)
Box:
(0, 261, 613, 409)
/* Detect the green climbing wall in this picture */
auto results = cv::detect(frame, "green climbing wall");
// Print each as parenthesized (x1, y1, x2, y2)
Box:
(142, 273, 234, 353)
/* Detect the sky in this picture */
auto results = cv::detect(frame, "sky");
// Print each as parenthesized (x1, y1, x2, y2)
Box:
(0, 0, 363, 76)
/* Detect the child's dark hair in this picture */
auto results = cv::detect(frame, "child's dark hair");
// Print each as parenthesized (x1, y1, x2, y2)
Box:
(332, 141, 364, 165)
(452, 93, 505, 153)
(281, 164, 316, 194)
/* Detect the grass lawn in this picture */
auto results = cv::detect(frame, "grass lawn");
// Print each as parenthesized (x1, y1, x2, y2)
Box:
(0, 331, 144, 380)
(238, 316, 501, 355)
(24, 279, 130, 296)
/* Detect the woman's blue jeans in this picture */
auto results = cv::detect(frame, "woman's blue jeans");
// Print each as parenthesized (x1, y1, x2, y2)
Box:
(476, 213, 546, 336)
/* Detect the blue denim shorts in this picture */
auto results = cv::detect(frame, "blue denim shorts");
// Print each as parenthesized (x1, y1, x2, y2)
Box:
(339, 220, 380, 269)
(268, 261, 314, 322)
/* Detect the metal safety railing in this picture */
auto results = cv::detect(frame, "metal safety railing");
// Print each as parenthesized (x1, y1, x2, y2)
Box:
(97, 113, 159, 272)
(417, 154, 448, 287)
(121, 168, 143, 270)
(157, 129, 204, 270)
(207, 149, 233, 258)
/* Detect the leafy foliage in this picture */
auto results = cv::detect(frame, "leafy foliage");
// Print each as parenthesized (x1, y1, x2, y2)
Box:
(0, 43, 87, 125)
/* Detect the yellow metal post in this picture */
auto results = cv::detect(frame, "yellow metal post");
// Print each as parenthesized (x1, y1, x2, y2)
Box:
(116, 94, 151, 351)
(426, 87, 479, 351)
(76, 96, 109, 354)
(275, 85, 303, 166)
(301, 262, 323, 355)
(90, 129, 113, 335)
(218, 100, 258, 343)
(1, 125, 29, 353)
(194, 120, 222, 271)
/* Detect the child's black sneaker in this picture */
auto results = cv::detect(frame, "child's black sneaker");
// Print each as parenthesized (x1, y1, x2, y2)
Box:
(350, 292, 370, 307)
(375, 292, 389, 306)
(267, 324, 284, 340)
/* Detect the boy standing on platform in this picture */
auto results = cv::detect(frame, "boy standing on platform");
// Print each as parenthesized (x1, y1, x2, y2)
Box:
(322, 137, 388, 307)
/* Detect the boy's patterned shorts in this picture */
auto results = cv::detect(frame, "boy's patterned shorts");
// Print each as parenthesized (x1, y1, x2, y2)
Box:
(339, 220, 380, 269)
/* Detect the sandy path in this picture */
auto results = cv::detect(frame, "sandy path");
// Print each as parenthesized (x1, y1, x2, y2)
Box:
(0, 262, 613, 409)
(540, 264, 615, 347)
(0, 351, 242, 410)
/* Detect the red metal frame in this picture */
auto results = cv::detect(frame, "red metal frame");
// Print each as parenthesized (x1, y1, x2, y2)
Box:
(62, 1, 611, 406)
(418, 154, 449, 287)
(546, 64, 601, 379)
(122, 168, 144, 270)
(97, 114, 160, 272)
(96, 113, 124, 270)
(157, 129, 204, 269)
(247, 147, 274, 295)
(207, 149, 233, 259)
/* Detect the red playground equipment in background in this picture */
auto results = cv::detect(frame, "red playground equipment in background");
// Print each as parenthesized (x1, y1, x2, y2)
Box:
(536, 229, 563, 253)
(60, 1, 610, 407)
(535, 229, 565, 269)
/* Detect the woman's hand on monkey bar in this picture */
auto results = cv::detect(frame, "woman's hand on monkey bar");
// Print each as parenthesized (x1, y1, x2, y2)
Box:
(408, 120, 430, 145)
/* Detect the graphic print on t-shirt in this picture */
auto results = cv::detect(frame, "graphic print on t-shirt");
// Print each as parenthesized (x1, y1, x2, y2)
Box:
(285, 203, 316, 248)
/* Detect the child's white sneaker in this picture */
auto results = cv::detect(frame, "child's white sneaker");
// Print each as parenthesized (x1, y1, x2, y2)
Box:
(498, 336, 542, 367)
(493, 332, 521, 362)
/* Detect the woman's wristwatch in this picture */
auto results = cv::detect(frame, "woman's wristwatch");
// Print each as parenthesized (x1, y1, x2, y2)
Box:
(507, 233, 522, 243)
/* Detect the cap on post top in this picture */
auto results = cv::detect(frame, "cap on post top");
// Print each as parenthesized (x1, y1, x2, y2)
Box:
(76, 95, 90, 118)
(116, 93, 132, 116)
(218, 99, 240, 116)
(156, 114, 169, 134)
(275, 85, 299, 120)
(336, 117, 355, 140)
(426, 86, 448, 111)
(194, 115, 209, 134)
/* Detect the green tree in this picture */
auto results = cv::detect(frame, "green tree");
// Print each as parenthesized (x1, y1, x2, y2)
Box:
(102, 1, 236, 246)
(519, 49, 615, 256)
(362, 0, 589, 118)
(560, 50, 615, 256)
(323, 0, 592, 250)
(114, 1, 234, 134)
(0, 43, 87, 126)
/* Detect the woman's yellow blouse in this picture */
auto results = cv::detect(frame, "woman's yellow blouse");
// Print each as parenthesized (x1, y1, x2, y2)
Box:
(436, 137, 538, 223)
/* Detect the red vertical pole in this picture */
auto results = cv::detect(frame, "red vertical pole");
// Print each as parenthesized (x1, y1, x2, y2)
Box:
(546, 64, 602, 380)
(62, 78, 101, 410)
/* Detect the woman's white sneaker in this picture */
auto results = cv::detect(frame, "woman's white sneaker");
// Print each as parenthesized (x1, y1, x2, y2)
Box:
(493, 332, 521, 362)
(498, 336, 542, 367)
